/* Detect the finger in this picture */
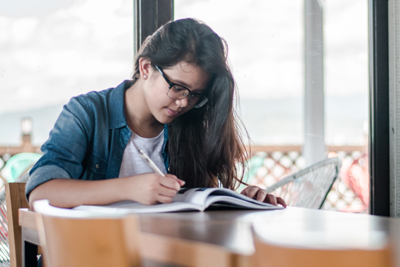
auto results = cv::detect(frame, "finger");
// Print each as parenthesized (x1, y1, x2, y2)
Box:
(165, 174, 186, 186)
(156, 194, 175, 204)
(158, 185, 180, 198)
(241, 186, 259, 199)
(159, 176, 182, 191)
(240, 188, 248, 195)
(266, 194, 278, 206)
(240, 187, 253, 195)
(255, 189, 268, 202)
(276, 197, 287, 208)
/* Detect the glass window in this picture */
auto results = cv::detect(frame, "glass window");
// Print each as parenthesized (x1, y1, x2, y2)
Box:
(0, 0, 133, 146)
(175, 0, 369, 212)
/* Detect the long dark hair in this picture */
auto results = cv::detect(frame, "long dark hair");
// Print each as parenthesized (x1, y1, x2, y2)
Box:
(132, 18, 248, 190)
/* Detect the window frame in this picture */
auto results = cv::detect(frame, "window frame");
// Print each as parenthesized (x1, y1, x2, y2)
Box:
(369, 0, 390, 216)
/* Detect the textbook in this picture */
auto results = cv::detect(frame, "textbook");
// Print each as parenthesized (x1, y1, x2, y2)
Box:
(74, 187, 284, 214)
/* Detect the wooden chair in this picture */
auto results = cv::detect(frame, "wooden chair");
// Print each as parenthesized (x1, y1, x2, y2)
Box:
(266, 157, 341, 209)
(33, 199, 141, 267)
(251, 224, 394, 267)
(5, 182, 30, 267)
(251, 238, 393, 267)
(1, 154, 41, 267)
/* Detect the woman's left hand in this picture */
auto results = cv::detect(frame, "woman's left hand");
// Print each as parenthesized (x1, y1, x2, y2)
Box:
(240, 186, 287, 208)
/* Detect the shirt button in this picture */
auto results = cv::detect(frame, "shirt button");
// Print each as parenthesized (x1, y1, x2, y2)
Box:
(95, 164, 100, 169)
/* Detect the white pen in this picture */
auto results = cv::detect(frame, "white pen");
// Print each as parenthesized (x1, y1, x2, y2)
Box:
(137, 149, 166, 177)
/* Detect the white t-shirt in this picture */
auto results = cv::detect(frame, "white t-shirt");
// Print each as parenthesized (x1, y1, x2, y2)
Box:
(119, 129, 166, 178)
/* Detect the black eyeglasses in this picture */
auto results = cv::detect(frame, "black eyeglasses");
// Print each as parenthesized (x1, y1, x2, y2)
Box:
(155, 65, 208, 108)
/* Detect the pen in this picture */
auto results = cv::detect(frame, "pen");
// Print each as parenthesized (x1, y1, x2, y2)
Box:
(137, 149, 166, 177)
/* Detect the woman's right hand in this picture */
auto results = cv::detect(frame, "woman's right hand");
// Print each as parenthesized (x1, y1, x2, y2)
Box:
(123, 173, 185, 205)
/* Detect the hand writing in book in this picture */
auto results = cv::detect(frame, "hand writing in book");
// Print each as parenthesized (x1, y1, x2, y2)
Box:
(240, 186, 287, 207)
(124, 173, 185, 205)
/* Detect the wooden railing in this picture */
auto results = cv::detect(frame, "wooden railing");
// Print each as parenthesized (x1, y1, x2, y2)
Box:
(248, 145, 366, 154)
(0, 135, 41, 157)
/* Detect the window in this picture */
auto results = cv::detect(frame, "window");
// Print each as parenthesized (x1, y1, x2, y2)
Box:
(175, 0, 369, 212)
(0, 0, 133, 146)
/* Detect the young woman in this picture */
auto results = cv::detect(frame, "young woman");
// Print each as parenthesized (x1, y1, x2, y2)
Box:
(26, 18, 286, 208)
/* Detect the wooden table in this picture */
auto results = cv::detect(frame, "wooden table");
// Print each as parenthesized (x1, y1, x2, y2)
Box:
(19, 207, 400, 267)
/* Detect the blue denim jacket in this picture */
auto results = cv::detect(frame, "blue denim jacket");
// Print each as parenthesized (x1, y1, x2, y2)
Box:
(26, 80, 169, 199)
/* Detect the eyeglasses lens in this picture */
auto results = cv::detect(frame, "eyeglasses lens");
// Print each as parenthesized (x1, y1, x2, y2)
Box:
(167, 88, 207, 108)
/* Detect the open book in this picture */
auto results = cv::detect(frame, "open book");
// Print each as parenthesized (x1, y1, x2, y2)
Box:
(74, 188, 284, 214)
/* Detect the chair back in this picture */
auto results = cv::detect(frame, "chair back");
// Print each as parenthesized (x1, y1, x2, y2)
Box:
(33, 200, 141, 267)
(251, 219, 394, 267)
(5, 182, 29, 267)
(252, 234, 393, 267)
(266, 157, 341, 209)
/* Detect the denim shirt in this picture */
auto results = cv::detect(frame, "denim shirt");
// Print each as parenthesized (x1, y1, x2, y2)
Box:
(26, 80, 170, 199)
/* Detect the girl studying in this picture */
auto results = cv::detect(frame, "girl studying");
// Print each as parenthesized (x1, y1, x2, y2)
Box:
(26, 18, 286, 209)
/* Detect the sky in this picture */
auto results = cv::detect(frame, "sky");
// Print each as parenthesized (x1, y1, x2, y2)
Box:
(0, 0, 368, 115)
(0, 0, 134, 114)
(0, 0, 73, 16)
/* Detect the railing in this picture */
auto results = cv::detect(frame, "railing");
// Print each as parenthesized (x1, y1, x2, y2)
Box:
(246, 145, 368, 213)
(0, 135, 41, 158)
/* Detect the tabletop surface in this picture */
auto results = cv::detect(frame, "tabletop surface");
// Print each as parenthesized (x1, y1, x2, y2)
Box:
(19, 206, 400, 266)
(138, 207, 396, 248)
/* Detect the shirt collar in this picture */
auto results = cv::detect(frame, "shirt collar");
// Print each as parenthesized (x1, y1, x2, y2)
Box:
(109, 80, 133, 129)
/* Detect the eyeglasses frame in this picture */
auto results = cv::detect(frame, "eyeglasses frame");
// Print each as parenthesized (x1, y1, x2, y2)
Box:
(155, 65, 208, 108)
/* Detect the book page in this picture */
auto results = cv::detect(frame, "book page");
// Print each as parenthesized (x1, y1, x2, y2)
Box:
(75, 201, 204, 214)
(207, 189, 276, 206)
(205, 195, 280, 210)
(173, 188, 222, 206)
(74, 187, 284, 214)
(174, 188, 283, 210)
